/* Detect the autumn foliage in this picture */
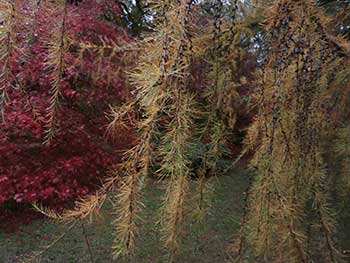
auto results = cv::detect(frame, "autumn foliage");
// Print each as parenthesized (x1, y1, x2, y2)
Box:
(0, 0, 131, 209)
(1, 0, 350, 262)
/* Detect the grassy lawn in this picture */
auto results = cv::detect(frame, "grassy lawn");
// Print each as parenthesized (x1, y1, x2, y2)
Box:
(1, 169, 250, 263)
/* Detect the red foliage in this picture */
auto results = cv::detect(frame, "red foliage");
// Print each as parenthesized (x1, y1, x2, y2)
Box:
(0, 107, 115, 207)
(0, 0, 132, 210)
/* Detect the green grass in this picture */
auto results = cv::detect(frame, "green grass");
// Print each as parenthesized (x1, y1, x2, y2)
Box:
(1, 169, 250, 263)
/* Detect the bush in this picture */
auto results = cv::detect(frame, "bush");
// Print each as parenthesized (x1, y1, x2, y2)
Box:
(0, 0, 131, 209)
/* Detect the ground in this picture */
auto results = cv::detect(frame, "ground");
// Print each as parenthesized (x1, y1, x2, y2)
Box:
(1, 169, 249, 263)
(2, 168, 350, 263)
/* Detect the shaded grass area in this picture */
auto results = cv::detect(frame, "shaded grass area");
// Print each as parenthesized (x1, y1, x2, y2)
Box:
(1, 169, 249, 263)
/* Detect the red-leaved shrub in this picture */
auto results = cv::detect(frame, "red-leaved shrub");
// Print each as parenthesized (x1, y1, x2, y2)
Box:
(0, 0, 132, 210)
